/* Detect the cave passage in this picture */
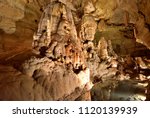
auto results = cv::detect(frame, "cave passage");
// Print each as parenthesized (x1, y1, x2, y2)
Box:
(0, 0, 150, 101)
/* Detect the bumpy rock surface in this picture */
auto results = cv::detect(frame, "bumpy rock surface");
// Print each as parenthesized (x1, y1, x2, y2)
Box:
(0, 0, 150, 101)
(0, 63, 91, 100)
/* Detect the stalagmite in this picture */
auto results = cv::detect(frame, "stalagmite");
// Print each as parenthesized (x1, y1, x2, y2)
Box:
(0, 0, 150, 101)
(21, 0, 93, 100)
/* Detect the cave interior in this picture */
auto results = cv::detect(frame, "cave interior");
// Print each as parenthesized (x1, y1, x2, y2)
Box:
(0, 0, 150, 101)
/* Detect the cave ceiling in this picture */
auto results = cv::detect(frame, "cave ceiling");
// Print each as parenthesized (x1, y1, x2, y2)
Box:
(0, 0, 150, 101)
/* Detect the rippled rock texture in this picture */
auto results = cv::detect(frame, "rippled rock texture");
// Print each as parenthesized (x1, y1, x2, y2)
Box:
(0, 0, 150, 100)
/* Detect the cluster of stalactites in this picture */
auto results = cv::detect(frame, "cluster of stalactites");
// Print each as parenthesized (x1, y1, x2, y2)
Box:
(33, 0, 97, 69)
(32, 0, 88, 70)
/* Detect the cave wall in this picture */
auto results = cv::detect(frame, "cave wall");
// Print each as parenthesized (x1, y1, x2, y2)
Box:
(0, 0, 150, 101)
(0, 0, 150, 63)
(0, 0, 49, 62)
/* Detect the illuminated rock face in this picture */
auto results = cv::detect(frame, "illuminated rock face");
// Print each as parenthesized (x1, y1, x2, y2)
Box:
(0, 0, 93, 101)
(22, 57, 91, 100)
(24, 1, 92, 100)
(0, 0, 150, 101)
(0, 0, 150, 48)
(0, 64, 91, 100)
(32, 1, 86, 70)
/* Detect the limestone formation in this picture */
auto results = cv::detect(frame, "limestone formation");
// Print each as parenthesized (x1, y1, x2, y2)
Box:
(22, 57, 92, 100)
(0, 0, 150, 101)
(79, 15, 97, 41)
(21, 0, 92, 100)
